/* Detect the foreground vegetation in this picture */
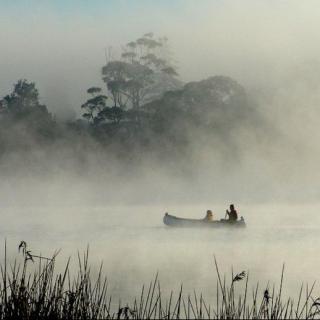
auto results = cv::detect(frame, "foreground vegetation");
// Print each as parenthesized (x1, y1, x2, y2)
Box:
(0, 242, 319, 319)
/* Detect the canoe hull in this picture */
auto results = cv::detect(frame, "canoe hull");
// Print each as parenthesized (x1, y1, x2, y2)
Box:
(163, 213, 246, 228)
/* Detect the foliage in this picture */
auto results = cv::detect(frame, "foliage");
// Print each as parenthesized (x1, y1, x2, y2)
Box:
(0, 80, 52, 122)
(81, 87, 124, 125)
(0, 35, 265, 161)
(144, 75, 252, 149)
(81, 87, 108, 124)
(0, 242, 319, 319)
(0, 80, 55, 145)
(101, 33, 179, 118)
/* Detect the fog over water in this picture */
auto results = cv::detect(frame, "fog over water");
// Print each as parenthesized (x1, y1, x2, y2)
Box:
(1, 0, 320, 303)
(1, 204, 320, 302)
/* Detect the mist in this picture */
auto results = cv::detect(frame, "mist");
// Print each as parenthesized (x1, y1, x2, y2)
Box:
(1, 0, 319, 181)
(2, 1, 320, 108)
(1, 1, 320, 314)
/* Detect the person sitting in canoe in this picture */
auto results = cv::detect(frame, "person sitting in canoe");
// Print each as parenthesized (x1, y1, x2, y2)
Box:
(226, 204, 238, 221)
(204, 210, 214, 221)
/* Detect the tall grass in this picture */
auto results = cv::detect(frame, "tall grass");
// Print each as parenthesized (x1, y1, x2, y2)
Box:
(0, 241, 319, 319)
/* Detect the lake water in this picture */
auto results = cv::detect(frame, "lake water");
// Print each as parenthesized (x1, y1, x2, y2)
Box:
(1, 203, 319, 304)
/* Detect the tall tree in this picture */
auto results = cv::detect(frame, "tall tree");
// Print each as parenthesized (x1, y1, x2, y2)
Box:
(101, 33, 179, 124)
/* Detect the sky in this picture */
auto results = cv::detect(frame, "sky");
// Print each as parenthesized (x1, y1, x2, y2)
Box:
(1, 0, 320, 118)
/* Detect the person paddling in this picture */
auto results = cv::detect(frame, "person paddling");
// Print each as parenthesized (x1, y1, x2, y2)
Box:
(226, 204, 238, 221)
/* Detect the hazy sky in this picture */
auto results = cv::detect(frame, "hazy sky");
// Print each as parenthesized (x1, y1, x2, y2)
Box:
(1, 0, 320, 118)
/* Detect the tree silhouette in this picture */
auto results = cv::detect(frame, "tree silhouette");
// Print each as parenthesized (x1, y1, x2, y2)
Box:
(0, 80, 48, 117)
(81, 87, 124, 125)
(81, 87, 108, 124)
(101, 33, 179, 125)
(0, 79, 55, 143)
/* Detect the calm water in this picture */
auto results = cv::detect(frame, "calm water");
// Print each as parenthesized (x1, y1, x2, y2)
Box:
(0, 204, 319, 302)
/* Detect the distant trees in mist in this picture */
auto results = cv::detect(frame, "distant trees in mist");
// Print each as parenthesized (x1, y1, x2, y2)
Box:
(0, 80, 56, 149)
(0, 80, 51, 121)
(0, 33, 262, 161)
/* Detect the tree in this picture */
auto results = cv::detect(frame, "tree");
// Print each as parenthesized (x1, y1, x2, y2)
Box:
(101, 33, 179, 124)
(98, 106, 124, 124)
(0, 79, 55, 142)
(81, 87, 108, 124)
(81, 87, 124, 125)
(102, 61, 153, 110)
(0, 80, 49, 117)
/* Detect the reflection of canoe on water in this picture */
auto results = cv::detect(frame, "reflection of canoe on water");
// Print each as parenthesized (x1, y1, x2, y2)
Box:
(163, 213, 246, 228)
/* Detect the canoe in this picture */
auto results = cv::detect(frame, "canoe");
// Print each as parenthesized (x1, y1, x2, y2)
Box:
(163, 213, 246, 228)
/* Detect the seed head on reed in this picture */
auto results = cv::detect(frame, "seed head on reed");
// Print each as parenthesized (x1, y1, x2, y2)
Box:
(232, 271, 246, 283)
(264, 289, 271, 304)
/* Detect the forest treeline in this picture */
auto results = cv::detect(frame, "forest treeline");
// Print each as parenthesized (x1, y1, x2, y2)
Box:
(0, 33, 264, 163)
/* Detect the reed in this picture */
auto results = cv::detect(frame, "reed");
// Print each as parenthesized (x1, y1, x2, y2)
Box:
(0, 241, 319, 319)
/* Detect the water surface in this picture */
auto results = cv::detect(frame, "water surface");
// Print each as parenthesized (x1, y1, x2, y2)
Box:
(0, 204, 319, 302)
